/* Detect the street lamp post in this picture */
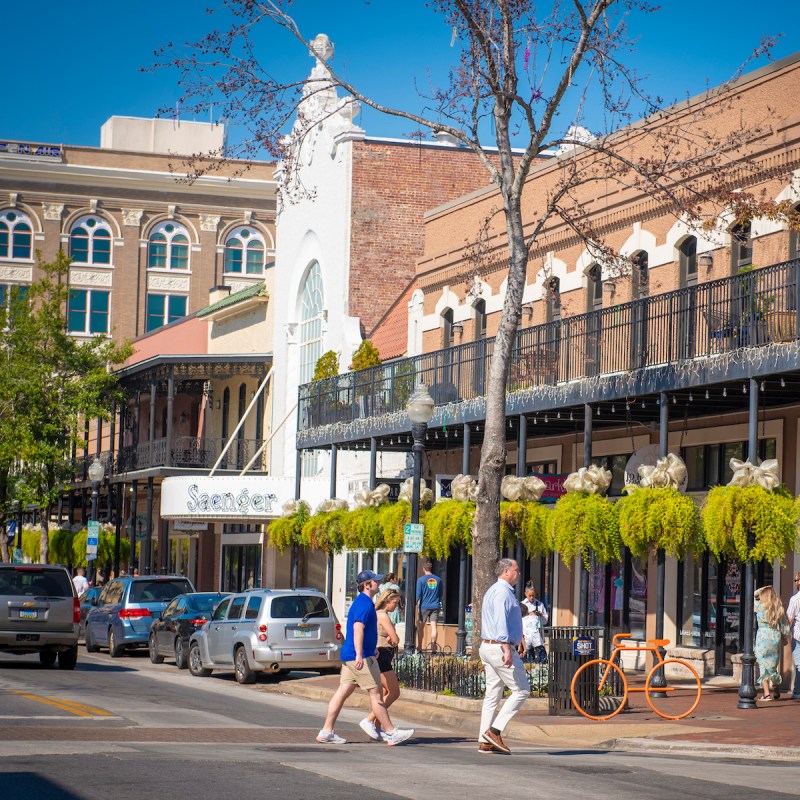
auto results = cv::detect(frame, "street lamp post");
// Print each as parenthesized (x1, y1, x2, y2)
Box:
(88, 458, 105, 585)
(403, 383, 434, 654)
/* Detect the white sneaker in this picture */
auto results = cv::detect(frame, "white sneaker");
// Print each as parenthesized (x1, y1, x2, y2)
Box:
(384, 727, 415, 746)
(316, 729, 347, 744)
(359, 717, 381, 741)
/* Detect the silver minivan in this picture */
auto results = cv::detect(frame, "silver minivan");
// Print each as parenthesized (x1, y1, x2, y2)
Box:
(188, 589, 342, 683)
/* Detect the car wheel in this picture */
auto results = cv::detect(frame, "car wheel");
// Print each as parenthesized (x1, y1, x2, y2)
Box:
(58, 645, 78, 670)
(108, 628, 124, 658)
(174, 637, 188, 670)
(149, 633, 164, 664)
(234, 645, 256, 685)
(85, 626, 100, 653)
(39, 650, 57, 668)
(188, 642, 212, 677)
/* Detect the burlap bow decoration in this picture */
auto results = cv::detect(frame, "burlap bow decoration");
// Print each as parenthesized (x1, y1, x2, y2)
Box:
(501, 475, 546, 502)
(638, 453, 687, 490)
(352, 483, 391, 509)
(315, 498, 349, 514)
(728, 458, 780, 491)
(563, 465, 612, 495)
(399, 477, 432, 506)
(450, 474, 478, 502)
(281, 499, 310, 517)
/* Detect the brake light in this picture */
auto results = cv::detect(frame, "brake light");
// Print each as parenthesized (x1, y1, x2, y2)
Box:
(335, 622, 343, 641)
(73, 597, 81, 624)
(258, 634, 267, 641)
(259, 625, 267, 632)
(118, 608, 151, 618)
(189, 618, 208, 627)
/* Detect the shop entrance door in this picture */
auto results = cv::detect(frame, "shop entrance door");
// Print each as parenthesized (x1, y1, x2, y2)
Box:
(221, 544, 261, 593)
(713, 558, 741, 675)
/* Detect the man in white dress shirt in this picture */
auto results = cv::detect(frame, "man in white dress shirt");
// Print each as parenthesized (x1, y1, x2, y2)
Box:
(787, 569, 800, 700)
(478, 558, 530, 755)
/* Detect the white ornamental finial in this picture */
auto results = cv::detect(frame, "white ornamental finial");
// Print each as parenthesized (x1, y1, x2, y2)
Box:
(310, 33, 334, 68)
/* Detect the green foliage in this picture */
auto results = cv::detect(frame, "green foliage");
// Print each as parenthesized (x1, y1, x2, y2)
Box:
(70, 529, 130, 570)
(702, 485, 797, 563)
(379, 502, 414, 550)
(341, 507, 386, 551)
(548, 492, 621, 568)
(391, 361, 415, 409)
(424, 500, 474, 560)
(313, 350, 339, 381)
(499, 501, 551, 556)
(268, 502, 310, 553)
(350, 340, 382, 371)
(617, 487, 703, 560)
(301, 510, 347, 554)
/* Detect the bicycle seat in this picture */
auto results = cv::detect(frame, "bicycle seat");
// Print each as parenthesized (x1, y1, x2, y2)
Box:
(648, 638, 670, 648)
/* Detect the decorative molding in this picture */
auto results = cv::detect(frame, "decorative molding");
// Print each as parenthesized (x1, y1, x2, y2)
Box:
(122, 208, 144, 227)
(89, 198, 98, 213)
(224, 279, 252, 294)
(167, 204, 176, 219)
(42, 203, 64, 221)
(243, 210, 253, 225)
(0, 265, 32, 282)
(8, 193, 17, 208)
(70, 269, 113, 287)
(147, 274, 190, 292)
(199, 214, 221, 232)
(285, 322, 298, 344)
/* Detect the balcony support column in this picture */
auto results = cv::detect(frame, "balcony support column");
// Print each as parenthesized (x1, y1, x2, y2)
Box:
(579, 404, 592, 626)
(109, 400, 116, 473)
(96, 416, 102, 459)
(114, 481, 123, 577)
(456, 423, 470, 656)
(369, 437, 377, 490)
(83, 418, 90, 480)
(515, 414, 527, 600)
(327, 444, 338, 592)
(291, 449, 301, 589)
(148, 381, 156, 468)
(165, 367, 174, 468)
(131, 480, 138, 571)
(144, 477, 154, 575)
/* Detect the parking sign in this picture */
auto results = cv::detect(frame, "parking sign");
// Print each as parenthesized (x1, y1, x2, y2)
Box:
(86, 520, 99, 561)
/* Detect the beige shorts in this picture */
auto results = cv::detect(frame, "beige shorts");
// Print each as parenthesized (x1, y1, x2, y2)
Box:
(339, 656, 381, 691)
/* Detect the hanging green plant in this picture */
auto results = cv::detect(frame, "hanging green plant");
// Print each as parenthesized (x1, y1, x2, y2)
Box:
(702, 485, 797, 563)
(499, 501, 551, 556)
(301, 510, 347, 554)
(499, 501, 524, 550)
(268, 502, 310, 553)
(548, 492, 621, 568)
(379, 502, 414, 550)
(341, 507, 385, 551)
(424, 500, 474, 560)
(617, 487, 703, 560)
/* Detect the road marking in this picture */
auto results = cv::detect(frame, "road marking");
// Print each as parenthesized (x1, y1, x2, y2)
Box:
(7, 691, 114, 717)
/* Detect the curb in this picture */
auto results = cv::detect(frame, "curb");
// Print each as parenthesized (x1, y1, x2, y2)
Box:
(613, 738, 800, 762)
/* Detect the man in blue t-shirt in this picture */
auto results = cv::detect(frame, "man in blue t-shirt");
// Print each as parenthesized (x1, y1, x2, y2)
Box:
(316, 570, 414, 746)
(416, 560, 443, 653)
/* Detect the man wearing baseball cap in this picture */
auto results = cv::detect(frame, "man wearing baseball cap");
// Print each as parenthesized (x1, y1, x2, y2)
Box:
(787, 569, 800, 699)
(316, 569, 414, 745)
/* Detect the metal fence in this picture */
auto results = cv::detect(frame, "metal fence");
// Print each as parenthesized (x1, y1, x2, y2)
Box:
(299, 258, 800, 431)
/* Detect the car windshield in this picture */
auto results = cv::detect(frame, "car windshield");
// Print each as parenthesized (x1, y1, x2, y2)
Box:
(186, 595, 221, 614)
(270, 595, 330, 619)
(0, 568, 72, 597)
(129, 579, 193, 603)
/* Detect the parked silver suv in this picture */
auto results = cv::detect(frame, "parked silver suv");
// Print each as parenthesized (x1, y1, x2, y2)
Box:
(0, 564, 79, 669)
(188, 588, 342, 683)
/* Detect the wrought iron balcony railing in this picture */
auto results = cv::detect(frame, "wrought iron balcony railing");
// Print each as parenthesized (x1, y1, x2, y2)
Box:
(299, 258, 800, 431)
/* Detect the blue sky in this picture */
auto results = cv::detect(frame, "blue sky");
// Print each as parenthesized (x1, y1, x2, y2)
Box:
(2, 2, 798, 153)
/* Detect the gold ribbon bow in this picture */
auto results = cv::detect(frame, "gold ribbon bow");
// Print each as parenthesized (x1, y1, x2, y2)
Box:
(281, 499, 310, 517)
(315, 498, 349, 514)
(728, 458, 780, 490)
(450, 474, 479, 502)
(501, 475, 546, 502)
(638, 453, 687, 490)
(564, 465, 612, 495)
(353, 483, 391, 509)
(399, 477, 432, 506)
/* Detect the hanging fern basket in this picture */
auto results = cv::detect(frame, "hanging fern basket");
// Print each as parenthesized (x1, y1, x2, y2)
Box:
(548, 492, 621, 568)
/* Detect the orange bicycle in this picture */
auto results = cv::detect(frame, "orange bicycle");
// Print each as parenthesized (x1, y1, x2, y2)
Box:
(569, 632, 702, 721)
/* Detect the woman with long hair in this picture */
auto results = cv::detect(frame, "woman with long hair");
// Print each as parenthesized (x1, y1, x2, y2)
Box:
(755, 586, 791, 701)
(359, 588, 402, 741)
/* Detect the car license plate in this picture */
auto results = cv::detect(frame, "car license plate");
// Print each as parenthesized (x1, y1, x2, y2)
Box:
(19, 610, 38, 620)
(292, 628, 314, 638)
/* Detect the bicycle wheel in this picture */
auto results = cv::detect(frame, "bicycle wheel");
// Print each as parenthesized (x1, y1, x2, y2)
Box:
(570, 658, 628, 721)
(645, 659, 701, 720)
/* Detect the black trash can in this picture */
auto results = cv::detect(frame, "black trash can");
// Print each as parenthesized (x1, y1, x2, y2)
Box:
(547, 626, 603, 716)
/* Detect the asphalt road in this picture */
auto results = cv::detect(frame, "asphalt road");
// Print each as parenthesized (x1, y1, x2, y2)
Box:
(1, 649, 799, 800)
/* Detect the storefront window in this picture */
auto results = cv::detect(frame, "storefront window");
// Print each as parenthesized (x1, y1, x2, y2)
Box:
(587, 558, 607, 628)
(679, 552, 703, 647)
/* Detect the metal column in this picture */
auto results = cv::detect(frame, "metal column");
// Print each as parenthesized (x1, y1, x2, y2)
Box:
(515, 414, 527, 600)
(579, 405, 592, 625)
(456, 423, 471, 655)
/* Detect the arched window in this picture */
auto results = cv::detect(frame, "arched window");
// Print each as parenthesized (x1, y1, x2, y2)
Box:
(731, 221, 752, 273)
(474, 299, 487, 340)
(631, 251, 649, 299)
(298, 262, 325, 385)
(790, 205, 800, 261)
(441, 308, 454, 349)
(148, 221, 190, 270)
(0, 210, 33, 260)
(545, 277, 561, 323)
(586, 264, 602, 311)
(224, 226, 268, 275)
(69, 215, 112, 265)
(679, 236, 698, 288)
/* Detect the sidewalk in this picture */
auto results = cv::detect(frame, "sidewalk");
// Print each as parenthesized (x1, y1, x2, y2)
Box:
(259, 672, 800, 759)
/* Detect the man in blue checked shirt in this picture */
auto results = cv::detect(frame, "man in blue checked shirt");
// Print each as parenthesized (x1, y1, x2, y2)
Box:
(477, 558, 531, 755)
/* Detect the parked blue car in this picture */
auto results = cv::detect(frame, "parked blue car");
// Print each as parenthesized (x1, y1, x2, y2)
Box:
(85, 575, 195, 657)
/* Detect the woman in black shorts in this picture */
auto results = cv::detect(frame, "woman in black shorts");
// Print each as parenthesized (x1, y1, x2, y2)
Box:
(359, 589, 402, 741)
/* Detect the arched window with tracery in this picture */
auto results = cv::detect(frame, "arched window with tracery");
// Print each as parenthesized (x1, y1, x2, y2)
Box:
(224, 226, 267, 275)
(69, 215, 112, 265)
(148, 221, 190, 270)
(298, 261, 324, 385)
(0, 209, 33, 260)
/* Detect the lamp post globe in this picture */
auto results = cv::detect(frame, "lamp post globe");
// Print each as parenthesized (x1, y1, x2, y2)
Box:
(88, 458, 105, 485)
(403, 383, 434, 653)
(88, 458, 105, 585)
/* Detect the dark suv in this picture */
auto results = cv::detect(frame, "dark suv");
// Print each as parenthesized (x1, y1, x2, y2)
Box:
(85, 575, 195, 657)
(0, 564, 80, 669)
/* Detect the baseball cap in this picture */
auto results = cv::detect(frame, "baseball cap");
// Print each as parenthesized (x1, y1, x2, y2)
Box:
(356, 569, 383, 584)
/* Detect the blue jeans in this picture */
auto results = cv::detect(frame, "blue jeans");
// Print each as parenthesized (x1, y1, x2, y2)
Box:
(792, 639, 800, 697)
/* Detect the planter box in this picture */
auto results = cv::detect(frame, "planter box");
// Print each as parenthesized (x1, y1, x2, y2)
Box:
(766, 310, 797, 342)
(666, 646, 715, 680)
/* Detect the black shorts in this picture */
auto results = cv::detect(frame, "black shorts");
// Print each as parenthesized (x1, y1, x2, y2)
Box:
(418, 608, 440, 624)
(376, 646, 396, 673)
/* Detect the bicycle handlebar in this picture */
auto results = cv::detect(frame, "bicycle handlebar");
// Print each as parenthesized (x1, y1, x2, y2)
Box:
(611, 632, 632, 645)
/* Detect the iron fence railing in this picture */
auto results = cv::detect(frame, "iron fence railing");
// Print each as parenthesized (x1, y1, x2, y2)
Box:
(299, 258, 800, 431)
